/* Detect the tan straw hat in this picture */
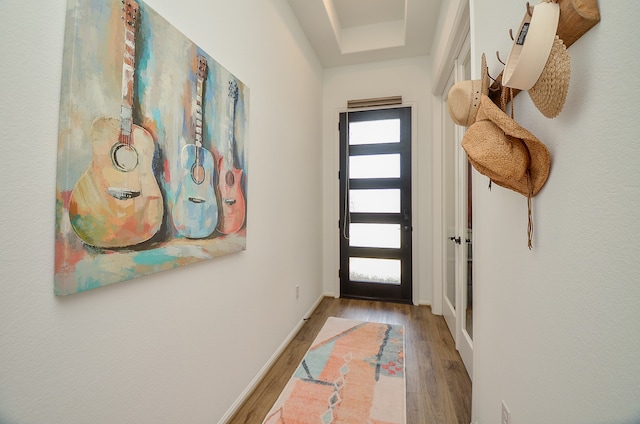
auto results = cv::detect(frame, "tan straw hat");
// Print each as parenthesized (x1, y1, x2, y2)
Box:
(464, 95, 550, 197)
(528, 34, 571, 118)
(447, 54, 489, 127)
(461, 54, 552, 248)
(462, 96, 530, 183)
(464, 92, 551, 249)
(502, 1, 560, 91)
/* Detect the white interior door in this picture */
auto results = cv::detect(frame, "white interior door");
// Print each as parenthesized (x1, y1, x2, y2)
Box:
(442, 35, 473, 378)
(442, 69, 457, 338)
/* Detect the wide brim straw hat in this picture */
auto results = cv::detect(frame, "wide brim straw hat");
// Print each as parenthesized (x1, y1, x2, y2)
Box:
(502, 1, 560, 91)
(528, 34, 571, 118)
(462, 53, 552, 248)
(462, 97, 530, 183)
(447, 54, 489, 127)
(465, 95, 551, 197)
(462, 53, 551, 198)
(487, 99, 551, 197)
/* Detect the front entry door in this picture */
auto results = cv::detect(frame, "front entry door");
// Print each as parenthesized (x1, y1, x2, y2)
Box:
(339, 107, 412, 303)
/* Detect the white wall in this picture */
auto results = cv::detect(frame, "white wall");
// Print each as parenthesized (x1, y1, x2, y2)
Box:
(469, 1, 640, 423)
(0, 1, 323, 423)
(322, 57, 433, 304)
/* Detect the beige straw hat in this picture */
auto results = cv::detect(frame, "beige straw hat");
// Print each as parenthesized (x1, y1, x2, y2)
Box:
(502, 1, 560, 91)
(462, 55, 550, 197)
(461, 55, 552, 248)
(447, 54, 489, 127)
(464, 91, 551, 249)
(462, 96, 530, 183)
(528, 34, 571, 118)
(464, 95, 550, 197)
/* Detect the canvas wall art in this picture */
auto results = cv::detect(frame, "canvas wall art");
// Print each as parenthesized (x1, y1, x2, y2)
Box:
(55, 0, 249, 295)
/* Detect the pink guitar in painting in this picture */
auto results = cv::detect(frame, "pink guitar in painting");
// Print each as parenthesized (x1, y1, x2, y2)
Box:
(68, 0, 163, 248)
(217, 80, 246, 234)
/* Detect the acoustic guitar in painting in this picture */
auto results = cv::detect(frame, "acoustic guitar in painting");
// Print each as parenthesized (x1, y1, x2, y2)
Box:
(217, 80, 246, 234)
(172, 56, 218, 238)
(68, 0, 163, 248)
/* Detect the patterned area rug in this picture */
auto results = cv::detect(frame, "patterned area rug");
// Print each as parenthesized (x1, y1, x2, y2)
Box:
(262, 317, 406, 424)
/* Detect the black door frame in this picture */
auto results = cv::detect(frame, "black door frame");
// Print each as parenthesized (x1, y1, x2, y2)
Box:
(339, 107, 412, 304)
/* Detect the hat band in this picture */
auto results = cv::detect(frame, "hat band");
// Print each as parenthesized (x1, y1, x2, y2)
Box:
(502, 1, 560, 90)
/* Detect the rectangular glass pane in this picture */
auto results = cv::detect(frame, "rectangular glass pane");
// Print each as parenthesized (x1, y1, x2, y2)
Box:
(349, 189, 400, 213)
(349, 257, 401, 285)
(349, 223, 401, 248)
(349, 119, 400, 145)
(349, 154, 400, 179)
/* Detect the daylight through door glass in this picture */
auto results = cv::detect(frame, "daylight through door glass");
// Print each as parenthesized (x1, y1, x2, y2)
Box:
(349, 119, 400, 145)
(348, 223, 401, 248)
(349, 189, 400, 213)
(349, 154, 400, 179)
(349, 257, 401, 285)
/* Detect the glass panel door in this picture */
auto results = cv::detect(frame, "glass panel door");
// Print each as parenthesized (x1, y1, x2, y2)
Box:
(442, 36, 473, 378)
(443, 70, 458, 334)
(339, 107, 412, 303)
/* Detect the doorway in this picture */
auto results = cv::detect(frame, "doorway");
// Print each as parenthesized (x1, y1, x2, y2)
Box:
(441, 38, 474, 377)
(338, 107, 412, 303)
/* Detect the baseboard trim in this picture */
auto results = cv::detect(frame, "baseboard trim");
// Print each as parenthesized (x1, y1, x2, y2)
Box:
(217, 294, 326, 424)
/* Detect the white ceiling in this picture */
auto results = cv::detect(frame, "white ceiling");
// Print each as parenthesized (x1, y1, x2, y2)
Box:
(286, 0, 443, 68)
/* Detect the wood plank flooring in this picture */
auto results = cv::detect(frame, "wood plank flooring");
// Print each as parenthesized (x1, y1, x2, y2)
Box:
(228, 297, 471, 424)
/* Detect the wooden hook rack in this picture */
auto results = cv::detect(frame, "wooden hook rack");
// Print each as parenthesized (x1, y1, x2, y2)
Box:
(488, 0, 601, 105)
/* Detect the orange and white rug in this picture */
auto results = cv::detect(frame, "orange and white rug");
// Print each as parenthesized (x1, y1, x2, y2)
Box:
(263, 317, 406, 424)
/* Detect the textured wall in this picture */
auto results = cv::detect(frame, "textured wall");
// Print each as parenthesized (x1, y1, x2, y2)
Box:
(470, 1, 640, 423)
(0, 1, 323, 423)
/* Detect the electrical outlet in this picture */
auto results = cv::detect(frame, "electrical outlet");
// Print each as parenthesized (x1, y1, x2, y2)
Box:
(501, 401, 511, 424)
(295, 285, 300, 299)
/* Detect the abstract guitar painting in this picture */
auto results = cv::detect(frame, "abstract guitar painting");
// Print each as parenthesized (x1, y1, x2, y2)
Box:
(55, 0, 249, 295)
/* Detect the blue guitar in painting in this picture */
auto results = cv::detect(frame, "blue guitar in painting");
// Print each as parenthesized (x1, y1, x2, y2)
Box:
(172, 56, 218, 238)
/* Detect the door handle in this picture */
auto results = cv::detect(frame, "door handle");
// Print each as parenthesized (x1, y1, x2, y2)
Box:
(449, 236, 461, 244)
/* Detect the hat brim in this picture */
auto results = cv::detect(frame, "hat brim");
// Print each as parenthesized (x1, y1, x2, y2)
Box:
(528, 35, 571, 118)
(502, 1, 560, 90)
(472, 96, 551, 197)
